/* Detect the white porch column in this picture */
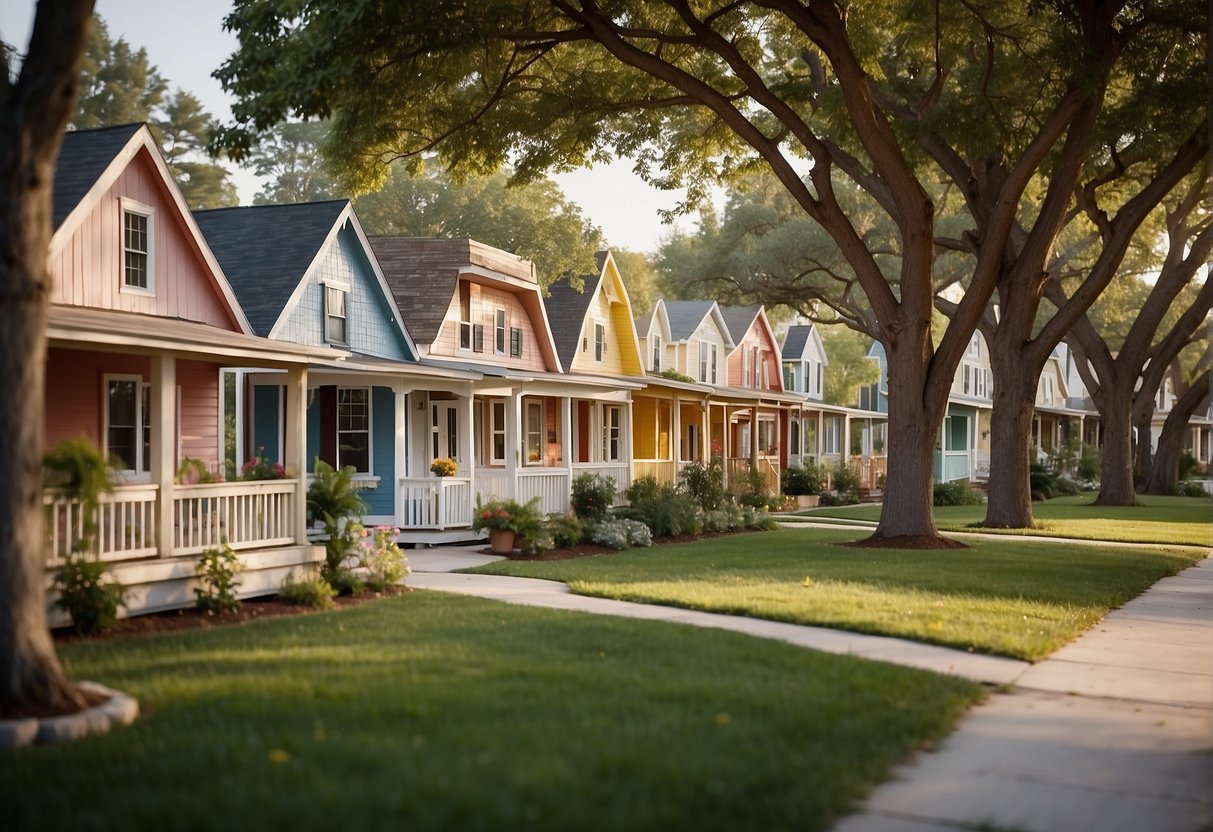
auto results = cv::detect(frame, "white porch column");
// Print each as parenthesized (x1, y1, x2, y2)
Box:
(700, 400, 709, 463)
(283, 365, 308, 544)
(508, 389, 522, 497)
(150, 353, 176, 557)
(560, 396, 572, 470)
(816, 410, 825, 460)
(393, 386, 409, 526)
(625, 397, 635, 477)
(464, 385, 476, 495)
(843, 413, 852, 465)
(722, 404, 732, 488)
(750, 406, 759, 467)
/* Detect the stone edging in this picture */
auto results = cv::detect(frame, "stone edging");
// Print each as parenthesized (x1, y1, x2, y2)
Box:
(0, 682, 139, 749)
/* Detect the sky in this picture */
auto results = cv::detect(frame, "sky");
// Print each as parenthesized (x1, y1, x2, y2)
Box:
(0, 1, 699, 254)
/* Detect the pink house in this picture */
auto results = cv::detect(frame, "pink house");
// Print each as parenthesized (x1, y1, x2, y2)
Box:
(44, 124, 330, 620)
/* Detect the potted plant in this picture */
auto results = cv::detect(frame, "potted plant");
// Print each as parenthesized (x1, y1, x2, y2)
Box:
(430, 457, 457, 477)
(472, 496, 542, 554)
(781, 463, 822, 508)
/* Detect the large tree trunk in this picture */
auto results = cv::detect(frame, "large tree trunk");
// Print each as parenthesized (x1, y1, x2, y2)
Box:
(1144, 373, 1210, 495)
(1095, 386, 1137, 506)
(1132, 402, 1155, 485)
(869, 343, 947, 541)
(0, 0, 95, 711)
(982, 365, 1038, 527)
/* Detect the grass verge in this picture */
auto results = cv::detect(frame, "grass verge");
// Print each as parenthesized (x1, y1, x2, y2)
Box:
(794, 493, 1212, 547)
(468, 528, 1205, 660)
(2, 592, 980, 832)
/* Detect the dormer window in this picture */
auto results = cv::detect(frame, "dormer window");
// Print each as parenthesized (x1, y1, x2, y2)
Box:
(495, 309, 507, 354)
(325, 284, 348, 344)
(120, 198, 154, 293)
(651, 334, 661, 372)
(594, 322, 606, 361)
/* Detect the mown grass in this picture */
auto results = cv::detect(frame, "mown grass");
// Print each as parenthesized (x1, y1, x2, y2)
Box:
(793, 493, 1212, 547)
(468, 528, 1205, 660)
(2, 592, 980, 832)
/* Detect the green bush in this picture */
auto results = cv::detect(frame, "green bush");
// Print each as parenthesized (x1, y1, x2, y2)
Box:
(1179, 451, 1198, 482)
(308, 459, 369, 585)
(360, 526, 409, 591)
(473, 496, 544, 540)
(571, 472, 617, 521)
(328, 568, 366, 597)
(54, 554, 126, 635)
(831, 464, 860, 496)
(195, 543, 245, 615)
(933, 480, 985, 507)
(622, 477, 700, 537)
(678, 460, 726, 510)
(589, 519, 653, 550)
(1076, 452, 1101, 486)
(279, 570, 336, 608)
(1177, 480, 1208, 498)
(781, 463, 821, 496)
(1030, 462, 1082, 500)
(547, 512, 585, 548)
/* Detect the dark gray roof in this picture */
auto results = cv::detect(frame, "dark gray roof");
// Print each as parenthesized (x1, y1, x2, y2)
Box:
(545, 271, 602, 368)
(663, 300, 717, 341)
(193, 200, 349, 337)
(782, 324, 814, 360)
(53, 123, 144, 229)
(718, 304, 762, 343)
(635, 307, 656, 336)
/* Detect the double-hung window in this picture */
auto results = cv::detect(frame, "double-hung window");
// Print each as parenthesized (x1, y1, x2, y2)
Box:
(490, 401, 507, 464)
(121, 199, 154, 292)
(651, 334, 661, 371)
(601, 405, 622, 462)
(494, 309, 507, 354)
(525, 401, 544, 464)
(337, 388, 369, 473)
(458, 282, 473, 349)
(709, 343, 719, 384)
(594, 323, 606, 362)
(105, 375, 150, 474)
(699, 341, 709, 382)
(325, 284, 348, 345)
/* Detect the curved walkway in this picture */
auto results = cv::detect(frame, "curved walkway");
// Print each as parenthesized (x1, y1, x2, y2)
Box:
(408, 546, 1213, 832)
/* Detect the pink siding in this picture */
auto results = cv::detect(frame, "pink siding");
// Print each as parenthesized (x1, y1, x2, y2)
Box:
(48, 148, 240, 330)
(430, 281, 549, 372)
(44, 349, 221, 470)
(727, 319, 783, 392)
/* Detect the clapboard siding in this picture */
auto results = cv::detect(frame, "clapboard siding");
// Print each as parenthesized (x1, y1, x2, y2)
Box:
(49, 148, 237, 329)
(430, 281, 548, 372)
(568, 282, 625, 376)
(727, 319, 782, 392)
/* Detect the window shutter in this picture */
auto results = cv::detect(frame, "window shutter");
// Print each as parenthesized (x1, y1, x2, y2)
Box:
(473, 324, 484, 353)
(510, 327, 522, 357)
(318, 385, 338, 467)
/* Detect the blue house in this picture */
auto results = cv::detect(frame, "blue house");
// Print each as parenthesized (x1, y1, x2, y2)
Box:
(195, 200, 480, 531)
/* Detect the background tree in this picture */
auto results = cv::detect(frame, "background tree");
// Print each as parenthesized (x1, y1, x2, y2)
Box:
(819, 327, 879, 408)
(73, 15, 236, 209)
(1, 0, 94, 712)
(608, 249, 659, 316)
(249, 120, 342, 204)
(215, 0, 1180, 544)
(1144, 346, 1211, 495)
(355, 165, 603, 288)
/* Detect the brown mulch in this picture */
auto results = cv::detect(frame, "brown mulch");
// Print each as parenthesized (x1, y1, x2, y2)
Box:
(502, 530, 753, 560)
(841, 534, 969, 550)
(52, 584, 414, 645)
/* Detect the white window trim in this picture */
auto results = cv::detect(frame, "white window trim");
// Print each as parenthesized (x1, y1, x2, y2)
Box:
(698, 340, 709, 382)
(710, 343, 719, 385)
(489, 400, 507, 465)
(601, 404, 622, 462)
(594, 321, 606, 362)
(103, 373, 149, 477)
(119, 197, 156, 296)
(337, 386, 373, 475)
(494, 309, 507, 355)
(324, 282, 350, 345)
(525, 400, 544, 465)
(652, 334, 662, 372)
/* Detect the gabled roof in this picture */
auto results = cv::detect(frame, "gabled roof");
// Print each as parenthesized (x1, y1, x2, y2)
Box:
(51, 123, 251, 335)
(194, 200, 349, 337)
(54, 124, 145, 229)
(545, 271, 602, 369)
(661, 299, 737, 350)
(718, 304, 762, 344)
(782, 325, 813, 359)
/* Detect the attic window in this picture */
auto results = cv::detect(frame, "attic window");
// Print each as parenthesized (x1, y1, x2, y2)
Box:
(120, 198, 155, 293)
(495, 309, 507, 354)
(510, 327, 522, 358)
(594, 323, 606, 361)
(651, 334, 661, 372)
(325, 284, 348, 344)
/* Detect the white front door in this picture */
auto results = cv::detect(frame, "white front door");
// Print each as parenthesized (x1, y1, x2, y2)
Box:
(431, 402, 460, 463)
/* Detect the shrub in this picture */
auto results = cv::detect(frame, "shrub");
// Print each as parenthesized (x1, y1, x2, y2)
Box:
(1029, 462, 1080, 500)
(359, 526, 409, 591)
(194, 543, 245, 615)
(518, 528, 555, 555)
(54, 554, 126, 635)
(547, 512, 585, 548)
(831, 464, 860, 496)
(1076, 452, 1101, 486)
(933, 480, 985, 507)
(328, 568, 366, 597)
(1177, 480, 1208, 498)
(590, 519, 652, 550)
(818, 491, 854, 507)
(623, 477, 699, 537)
(1179, 451, 1199, 482)
(781, 463, 821, 496)
(44, 438, 112, 503)
(679, 460, 726, 511)
(280, 570, 336, 608)
(740, 505, 780, 531)
(657, 368, 695, 383)
(571, 472, 617, 521)
(308, 460, 369, 585)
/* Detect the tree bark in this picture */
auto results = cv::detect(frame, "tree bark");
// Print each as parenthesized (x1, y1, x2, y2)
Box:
(1094, 384, 1137, 506)
(1144, 372, 1210, 495)
(0, 0, 95, 710)
(982, 362, 1039, 527)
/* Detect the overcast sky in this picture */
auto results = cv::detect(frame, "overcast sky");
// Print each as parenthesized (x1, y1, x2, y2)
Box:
(1, 1, 698, 254)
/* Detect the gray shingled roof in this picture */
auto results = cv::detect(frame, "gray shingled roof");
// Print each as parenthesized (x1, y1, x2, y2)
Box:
(545, 271, 602, 368)
(193, 200, 349, 337)
(53, 123, 144, 229)
(368, 238, 471, 348)
(782, 324, 814, 360)
(663, 300, 718, 341)
(718, 304, 762, 343)
(635, 307, 656, 337)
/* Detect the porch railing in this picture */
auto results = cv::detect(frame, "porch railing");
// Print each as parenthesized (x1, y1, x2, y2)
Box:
(848, 455, 888, 490)
(940, 450, 971, 482)
(397, 477, 472, 530)
(726, 457, 780, 493)
(173, 480, 299, 556)
(473, 469, 512, 504)
(44, 484, 159, 564)
(632, 459, 676, 486)
(518, 468, 571, 515)
(571, 462, 630, 502)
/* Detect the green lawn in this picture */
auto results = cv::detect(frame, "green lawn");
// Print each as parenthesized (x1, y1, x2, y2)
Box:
(468, 528, 1205, 660)
(2, 593, 980, 832)
(792, 493, 1212, 547)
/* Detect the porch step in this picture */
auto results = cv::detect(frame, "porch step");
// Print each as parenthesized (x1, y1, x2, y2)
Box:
(397, 528, 482, 547)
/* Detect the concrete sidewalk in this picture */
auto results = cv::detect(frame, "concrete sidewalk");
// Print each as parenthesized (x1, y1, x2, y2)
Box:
(407, 546, 1213, 832)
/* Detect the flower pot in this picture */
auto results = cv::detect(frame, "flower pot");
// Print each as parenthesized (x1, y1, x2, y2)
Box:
(795, 494, 820, 508)
(489, 529, 516, 554)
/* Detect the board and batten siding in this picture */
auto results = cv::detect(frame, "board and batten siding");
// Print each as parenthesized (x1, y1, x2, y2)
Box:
(276, 225, 411, 361)
(431, 281, 548, 372)
(49, 148, 238, 330)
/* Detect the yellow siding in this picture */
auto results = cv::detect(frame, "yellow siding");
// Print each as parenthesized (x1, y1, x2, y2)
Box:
(633, 396, 658, 458)
(568, 262, 645, 377)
